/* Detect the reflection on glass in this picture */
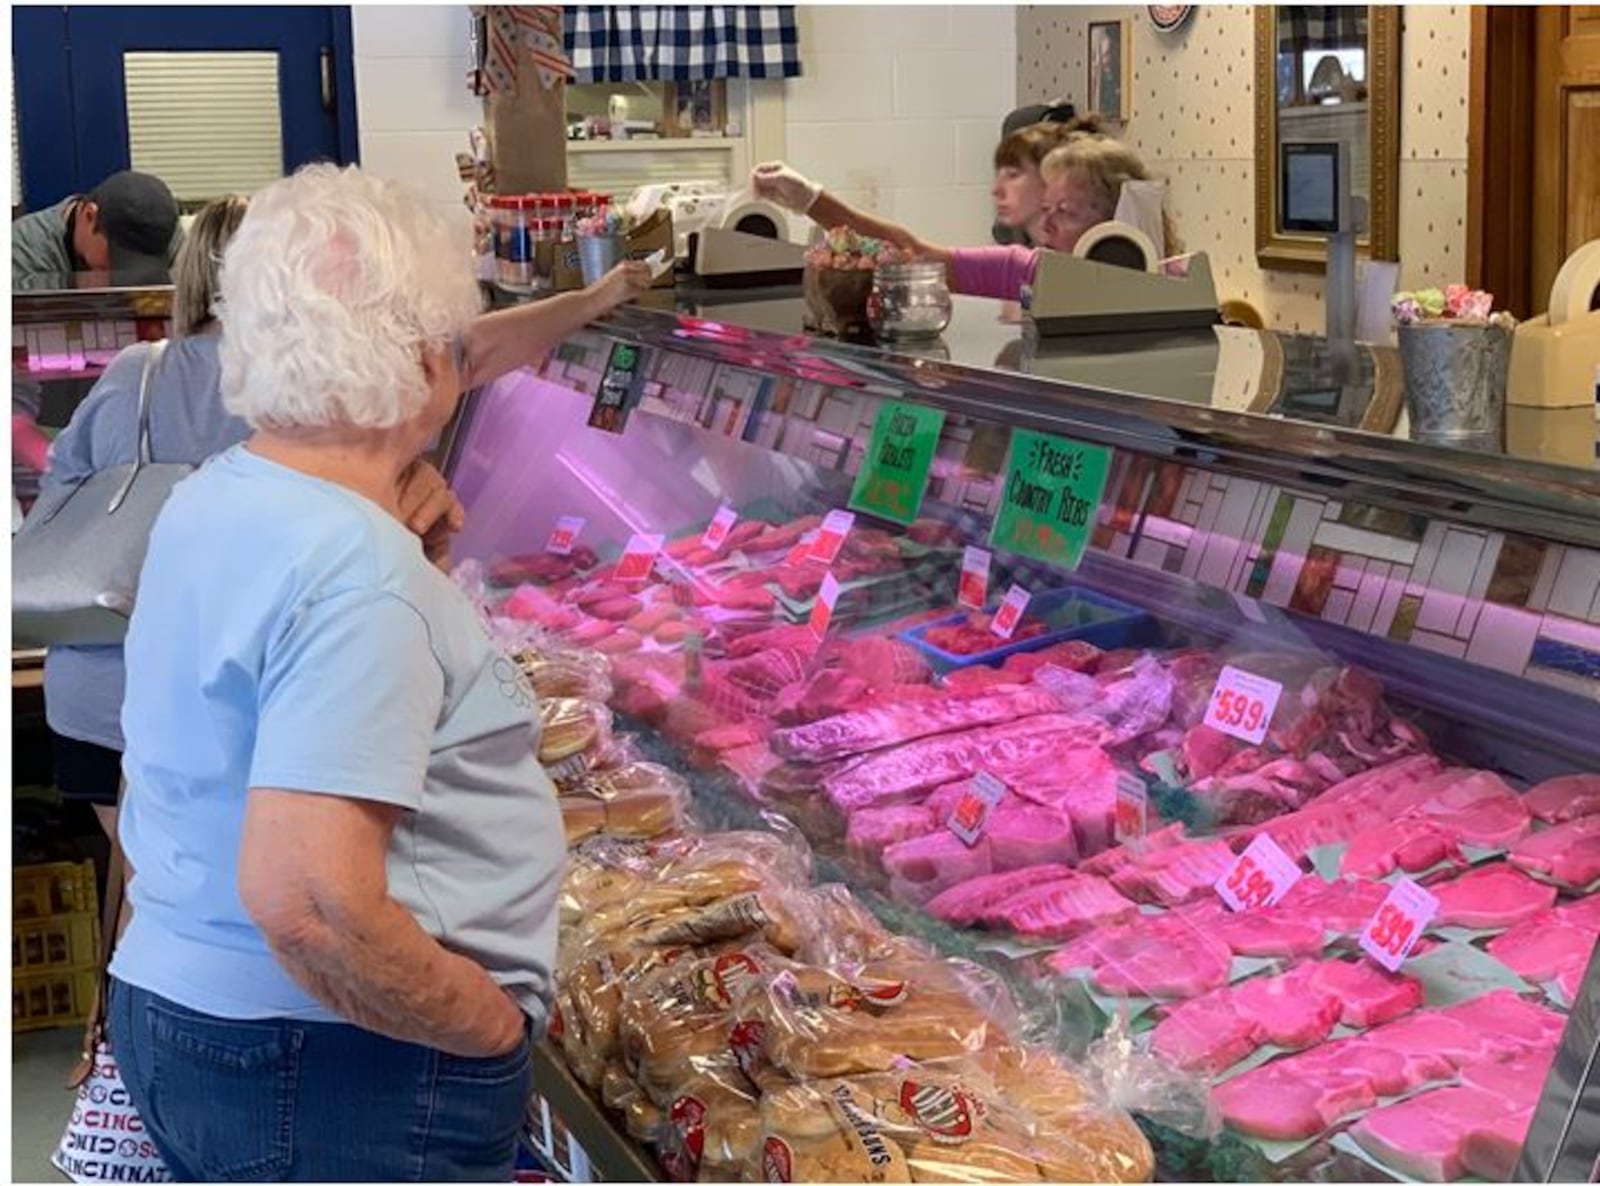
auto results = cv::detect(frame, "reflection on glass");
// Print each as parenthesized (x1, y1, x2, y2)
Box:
(1274, 6, 1371, 237)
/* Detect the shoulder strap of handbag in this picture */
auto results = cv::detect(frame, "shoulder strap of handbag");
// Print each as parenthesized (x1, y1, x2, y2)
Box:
(108, 339, 170, 515)
(66, 808, 131, 1089)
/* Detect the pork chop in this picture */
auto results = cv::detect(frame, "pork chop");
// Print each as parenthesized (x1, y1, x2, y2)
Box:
(1523, 772, 1600, 824)
(1431, 863, 1558, 929)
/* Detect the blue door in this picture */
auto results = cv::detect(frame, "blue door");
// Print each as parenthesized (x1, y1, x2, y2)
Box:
(13, 5, 358, 210)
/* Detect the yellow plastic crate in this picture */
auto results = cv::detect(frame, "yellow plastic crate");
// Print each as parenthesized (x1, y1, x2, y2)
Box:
(13, 967, 97, 1032)
(12, 913, 99, 974)
(13, 860, 98, 921)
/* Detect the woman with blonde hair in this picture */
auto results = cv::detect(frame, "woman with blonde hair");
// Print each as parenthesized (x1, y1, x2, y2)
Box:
(754, 116, 1180, 302)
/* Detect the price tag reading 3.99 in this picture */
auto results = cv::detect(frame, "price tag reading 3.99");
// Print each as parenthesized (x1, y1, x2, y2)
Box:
(1203, 665, 1285, 746)
(1215, 834, 1302, 912)
(1359, 878, 1440, 972)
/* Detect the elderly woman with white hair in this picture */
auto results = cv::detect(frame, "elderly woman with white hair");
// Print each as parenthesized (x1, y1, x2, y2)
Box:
(106, 165, 648, 1182)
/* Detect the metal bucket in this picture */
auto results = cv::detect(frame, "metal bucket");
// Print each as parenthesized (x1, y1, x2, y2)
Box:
(1397, 322, 1511, 452)
(577, 233, 624, 285)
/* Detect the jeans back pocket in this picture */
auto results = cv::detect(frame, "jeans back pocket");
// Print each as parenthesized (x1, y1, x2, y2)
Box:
(147, 1001, 302, 1181)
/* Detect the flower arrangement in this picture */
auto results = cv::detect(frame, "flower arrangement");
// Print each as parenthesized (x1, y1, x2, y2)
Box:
(804, 227, 910, 272)
(575, 208, 629, 238)
(1392, 284, 1517, 330)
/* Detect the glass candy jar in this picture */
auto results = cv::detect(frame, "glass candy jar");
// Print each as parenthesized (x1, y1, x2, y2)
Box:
(868, 261, 952, 341)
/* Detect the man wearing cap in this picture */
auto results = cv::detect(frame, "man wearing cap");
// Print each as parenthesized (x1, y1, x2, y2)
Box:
(12, 170, 183, 283)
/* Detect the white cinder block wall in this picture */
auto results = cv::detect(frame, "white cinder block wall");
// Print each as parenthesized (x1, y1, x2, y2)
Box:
(782, 6, 1018, 247)
(351, 5, 479, 226)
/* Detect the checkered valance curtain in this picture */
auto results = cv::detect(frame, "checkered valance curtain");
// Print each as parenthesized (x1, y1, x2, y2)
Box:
(564, 6, 802, 83)
(1277, 6, 1368, 54)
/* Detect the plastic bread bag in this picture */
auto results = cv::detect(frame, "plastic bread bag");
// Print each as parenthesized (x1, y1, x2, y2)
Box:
(514, 644, 615, 703)
(559, 834, 702, 928)
(796, 882, 903, 966)
(737, 947, 1021, 1080)
(1084, 1005, 1218, 1142)
(556, 934, 706, 1090)
(618, 943, 782, 1104)
(655, 1068, 763, 1184)
(573, 761, 694, 841)
(635, 882, 820, 957)
(754, 1066, 1134, 1184)
(538, 696, 615, 769)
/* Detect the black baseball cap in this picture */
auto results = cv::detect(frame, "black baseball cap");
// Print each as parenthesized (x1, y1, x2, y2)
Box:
(88, 171, 180, 272)
(1002, 102, 1077, 137)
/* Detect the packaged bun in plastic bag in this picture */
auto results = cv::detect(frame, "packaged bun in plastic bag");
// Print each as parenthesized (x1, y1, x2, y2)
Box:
(656, 1071, 763, 1183)
(514, 645, 615, 702)
(563, 761, 694, 841)
(538, 696, 615, 770)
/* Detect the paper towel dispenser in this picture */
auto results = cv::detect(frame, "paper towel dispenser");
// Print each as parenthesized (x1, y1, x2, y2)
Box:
(1024, 246, 1219, 337)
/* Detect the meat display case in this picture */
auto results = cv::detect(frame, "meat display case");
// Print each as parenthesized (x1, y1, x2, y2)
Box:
(440, 290, 1600, 1184)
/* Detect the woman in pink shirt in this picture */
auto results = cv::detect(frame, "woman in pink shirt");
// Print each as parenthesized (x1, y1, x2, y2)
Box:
(753, 121, 1178, 302)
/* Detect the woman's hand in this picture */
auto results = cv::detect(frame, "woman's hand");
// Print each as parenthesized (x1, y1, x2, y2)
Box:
(751, 162, 822, 213)
(396, 459, 465, 571)
(592, 260, 652, 310)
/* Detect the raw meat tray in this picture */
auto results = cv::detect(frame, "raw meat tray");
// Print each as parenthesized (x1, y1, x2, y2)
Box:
(898, 586, 1154, 672)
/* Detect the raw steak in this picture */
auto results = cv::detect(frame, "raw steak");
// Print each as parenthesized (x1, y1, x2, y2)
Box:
(1214, 1055, 1380, 1140)
(1339, 816, 1459, 879)
(998, 874, 1139, 941)
(1523, 772, 1600, 824)
(1460, 1109, 1537, 1182)
(1418, 770, 1533, 849)
(1349, 1085, 1511, 1182)
(1303, 958, 1424, 1028)
(1438, 989, 1567, 1057)
(1078, 822, 1188, 877)
(1509, 815, 1600, 889)
(1488, 910, 1598, 982)
(770, 685, 1062, 762)
(1110, 838, 1237, 906)
(1363, 1009, 1499, 1073)
(985, 803, 1079, 870)
(1458, 1047, 1556, 1102)
(1176, 898, 1328, 958)
(1431, 863, 1557, 929)
(1087, 924, 1233, 999)
(844, 805, 935, 862)
(882, 830, 993, 905)
(1298, 1036, 1429, 1097)
(1229, 965, 1342, 1048)
(822, 715, 1107, 813)
(1277, 875, 1392, 936)
(923, 865, 1078, 926)
(1151, 993, 1261, 1074)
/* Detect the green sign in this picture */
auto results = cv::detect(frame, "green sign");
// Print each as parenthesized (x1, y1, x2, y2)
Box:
(990, 429, 1111, 570)
(848, 400, 946, 525)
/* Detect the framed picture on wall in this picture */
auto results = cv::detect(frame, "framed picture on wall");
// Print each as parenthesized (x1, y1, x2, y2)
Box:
(1087, 19, 1132, 121)
(663, 80, 727, 137)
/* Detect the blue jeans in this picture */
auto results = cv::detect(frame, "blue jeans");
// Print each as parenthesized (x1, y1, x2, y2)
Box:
(108, 978, 533, 1182)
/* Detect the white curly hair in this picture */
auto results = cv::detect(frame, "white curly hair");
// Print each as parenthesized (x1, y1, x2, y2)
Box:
(218, 164, 480, 430)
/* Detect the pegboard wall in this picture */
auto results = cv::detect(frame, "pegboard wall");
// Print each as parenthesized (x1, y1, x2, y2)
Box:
(1016, 5, 1471, 334)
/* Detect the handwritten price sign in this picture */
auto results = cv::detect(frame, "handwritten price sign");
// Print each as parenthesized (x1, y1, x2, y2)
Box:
(615, 533, 665, 583)
(958, 547, 990, 612)
(1203, 666, 1284, 746)
(545, 515, 585, 556)
(1360, 878, 1439, 972)
(947, 772, 1008, 848)
(1215, 835, 1301, 912)
(990, 584, 1031, 640)
(701, 505, 738, 551)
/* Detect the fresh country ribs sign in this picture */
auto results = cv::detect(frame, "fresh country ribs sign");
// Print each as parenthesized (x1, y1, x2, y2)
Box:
(990, 429, 1110, 571)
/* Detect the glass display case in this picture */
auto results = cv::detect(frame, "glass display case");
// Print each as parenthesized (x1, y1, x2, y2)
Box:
(442, 292, 1600, 1184)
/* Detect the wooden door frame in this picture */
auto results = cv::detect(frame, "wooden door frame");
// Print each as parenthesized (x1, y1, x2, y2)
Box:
(1466, 5, 1540, 318)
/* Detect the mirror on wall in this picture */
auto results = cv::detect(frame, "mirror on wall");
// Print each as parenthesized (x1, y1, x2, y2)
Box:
(1254, 6, 1400, 272)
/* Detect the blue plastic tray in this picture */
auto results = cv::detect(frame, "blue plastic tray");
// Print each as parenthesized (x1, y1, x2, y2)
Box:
(897, 586, 1153, 672)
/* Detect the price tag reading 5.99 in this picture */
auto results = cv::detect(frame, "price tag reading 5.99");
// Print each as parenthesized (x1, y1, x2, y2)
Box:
(1215, 834, 1301, 912)
(1359, 878, 1439, 972)
(1203, 665, 1284, 746)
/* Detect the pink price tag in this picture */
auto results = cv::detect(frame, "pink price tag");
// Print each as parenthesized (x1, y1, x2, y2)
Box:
(947, 771, 1008, 848)
(615, 533, 664, 583)
(809, 572, 842, 640)
(1359, 878, 1440, 972)
(1215, 834, 1302, 912)
(989, 584, 1031, 640)
(701, 505, 738, 551)
(545, 515, 585, 556)
(1203, 665, 1284, 746)
(958, 546, 990, 611)
(807, 510, 856, 566)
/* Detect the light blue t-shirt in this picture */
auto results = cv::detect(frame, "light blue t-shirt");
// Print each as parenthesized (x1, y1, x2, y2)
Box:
(41, 335, 251, 751)
(110, 445, 567, 1028)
